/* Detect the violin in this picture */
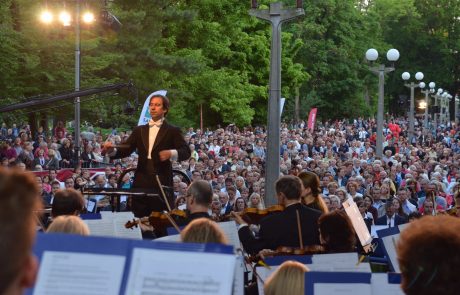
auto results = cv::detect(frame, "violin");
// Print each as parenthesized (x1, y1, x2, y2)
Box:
(125, 209, 188, 235)
(239, 205, 284, 224)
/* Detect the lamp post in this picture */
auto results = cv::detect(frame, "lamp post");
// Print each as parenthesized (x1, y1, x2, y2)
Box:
(402, 71, 423, 142)
(455, 95, 459, 125)
(432, 88, 443, 131)
(419, 81, 436, 129)
(40, 2, 95, 165)
(365, 48, 400, 158)
(441, 92, 452, 124)
(249, 1, 304, 206)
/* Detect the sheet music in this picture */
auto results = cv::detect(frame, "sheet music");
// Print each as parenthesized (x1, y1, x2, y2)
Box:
(218, 221, 241, 251)
(343, 199, 372, 246)
(233, 256, 245, 295)
(371, 274, 404, 295)
(381, 234, 401, 273)
(371, 225, 388, 238)
(83, 212, 142, 240)
(125, 248, 235, 295)
(33, 251, 125, 295)
(314, 283, 371, 294)
(256, 266, 277, 295)
(398, 223, 409, 232)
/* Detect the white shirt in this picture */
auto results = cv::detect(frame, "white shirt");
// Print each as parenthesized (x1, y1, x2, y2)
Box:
(147, 121, 162, 159)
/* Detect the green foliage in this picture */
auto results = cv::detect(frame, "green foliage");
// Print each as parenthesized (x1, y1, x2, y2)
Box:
(0, 0, 458, 127)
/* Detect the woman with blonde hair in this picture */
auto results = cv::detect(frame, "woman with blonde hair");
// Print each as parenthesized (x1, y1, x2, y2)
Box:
(264, 260, 309, 295)
(298, 171, 328, 213)
(180, 218, 228, 244)
(46, 215, 90, 236)
(248, 192, 265, 210)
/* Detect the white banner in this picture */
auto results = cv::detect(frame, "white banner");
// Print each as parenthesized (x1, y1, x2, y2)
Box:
(137, 90, 168, 126)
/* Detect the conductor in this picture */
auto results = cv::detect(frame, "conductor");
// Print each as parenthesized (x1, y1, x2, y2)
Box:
(105, 94, 190, 217)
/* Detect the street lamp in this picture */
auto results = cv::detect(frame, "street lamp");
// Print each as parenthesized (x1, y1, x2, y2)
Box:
(39, 3, 96, 165)
(419, 81, 436, 129)
(455, 95, 460, 125)
(440, 92, 452, 124)
(249, 1, 304, 206)
(432, 88, 444, 130)
(365, 48, 400, 158)
(402, 71, 423, 142)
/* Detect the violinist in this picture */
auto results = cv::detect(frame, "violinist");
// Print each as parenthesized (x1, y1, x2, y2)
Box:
(179, 179, 212, 225)
(232, 175, 322, 255)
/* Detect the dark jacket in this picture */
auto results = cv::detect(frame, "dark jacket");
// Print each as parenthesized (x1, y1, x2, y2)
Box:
(238, 203, 322, 255)
(112, 121, 190, 217)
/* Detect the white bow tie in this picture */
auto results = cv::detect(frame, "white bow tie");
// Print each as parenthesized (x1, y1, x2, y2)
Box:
(149, 119, 163, 127)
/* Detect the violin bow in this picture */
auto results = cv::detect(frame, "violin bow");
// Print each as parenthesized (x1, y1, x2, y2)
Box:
(163, 210, 182, 233)
(155, 175, 173, 212)
(296, 209, 304, 249)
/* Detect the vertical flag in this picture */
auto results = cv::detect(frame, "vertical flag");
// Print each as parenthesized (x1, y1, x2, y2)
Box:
(137, 90, 167, 126)
(307, 108, 318, 131)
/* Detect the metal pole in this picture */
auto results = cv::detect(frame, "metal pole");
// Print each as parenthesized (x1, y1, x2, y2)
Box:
(405, 82, 418, 143)
(75, 1, 81, 166)
(455, 96, 459, 125)
(249, 2, 304, 206)
(433, 94, 438, 131)
(422, 89, 429, 128)
(376, 65, 385, 158)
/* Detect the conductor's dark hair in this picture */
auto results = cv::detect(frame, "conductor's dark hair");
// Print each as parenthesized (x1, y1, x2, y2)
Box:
(150, 94, 170, 116)
(275, 175, 303, 200)
(187, 180, 212, 206)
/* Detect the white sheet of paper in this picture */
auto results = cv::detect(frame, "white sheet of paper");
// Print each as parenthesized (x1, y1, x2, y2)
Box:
(343, 199, 372, 246)
(125, 248, 235, 295)
(84, 212, 142, 240)
(371, 225, 388, 238)
(155, 234, 181, 242)
(217, 221, 241, 251)
(233, 256, 245, 295)
(312, 253, 357, 264)
(33, 251, 125, 295)
(371, 274, 404, 295)
(398, 223, 409, 232)
(256, 266, 277, 295)
(314, 283, 371, 295)
(86, 199, 96, 213)
(381, 234, 401, 273)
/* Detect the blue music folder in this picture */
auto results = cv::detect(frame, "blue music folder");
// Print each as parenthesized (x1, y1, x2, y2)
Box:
(376, 226, 400, 273)
(305, 271, 371, 295)
(264, 255, 313, 266)
(27, 233, 234, 295)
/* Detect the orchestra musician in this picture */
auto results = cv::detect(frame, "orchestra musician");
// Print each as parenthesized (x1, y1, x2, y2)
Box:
(180, 179, 213, 224)
(232, 175, 322, 255)
(0, 169, 41, 295)
(105, 94, 190, 217)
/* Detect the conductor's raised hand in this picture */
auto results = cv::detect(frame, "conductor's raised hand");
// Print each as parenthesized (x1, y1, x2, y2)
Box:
(159, 150, 172, 161)
(101, 141, 115, 156)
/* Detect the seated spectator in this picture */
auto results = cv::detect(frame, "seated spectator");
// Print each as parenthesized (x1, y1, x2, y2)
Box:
(0, 168, 41, 294)
(328, 195, 341, 211)
(248, 192, 265, 209)
(375, 198, 407, 227)
(233, 197, 247, 213)
(397, 215, 460, 295)
(46, 215, 90, 236)
(180, 218, 228, 244)
(318, 210, 357, 253)
(264, 260, 309, 295)
(174, 196, 186, 210)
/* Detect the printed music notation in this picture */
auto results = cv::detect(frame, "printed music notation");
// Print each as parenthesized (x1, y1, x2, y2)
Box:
(125, 248, 235, 295)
